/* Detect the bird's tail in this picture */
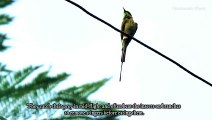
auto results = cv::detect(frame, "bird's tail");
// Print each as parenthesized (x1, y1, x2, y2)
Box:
(120, 48, 126, 81)
(119, 62, 123, 82)
(121, 47, 127, 62)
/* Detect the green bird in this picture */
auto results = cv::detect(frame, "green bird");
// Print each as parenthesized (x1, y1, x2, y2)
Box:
(119, 8, 138, 81)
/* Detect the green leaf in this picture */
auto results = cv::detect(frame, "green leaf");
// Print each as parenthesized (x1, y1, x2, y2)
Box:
(0, 65, 41, 91)
(10, 72, 69, 98)
(0, 63, 12, 73)
(0, 14, 13, 25)
(0, 0, 14, 8)
(72, 78, 109, 98)
(0, 116, 7, 120)
(0, 44, 9, 52)
(0, 34, 7, 42)
(0, 34, 9, 52)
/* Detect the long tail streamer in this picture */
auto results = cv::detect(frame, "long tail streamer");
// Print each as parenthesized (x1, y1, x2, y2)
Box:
(119, 62, 124, 82)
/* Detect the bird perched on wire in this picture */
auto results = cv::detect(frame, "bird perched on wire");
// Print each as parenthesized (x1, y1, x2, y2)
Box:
(119, 8, 138, 81)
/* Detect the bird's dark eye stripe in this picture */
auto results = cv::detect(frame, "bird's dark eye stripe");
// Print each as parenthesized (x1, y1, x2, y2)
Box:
(126, 11, 131, 16)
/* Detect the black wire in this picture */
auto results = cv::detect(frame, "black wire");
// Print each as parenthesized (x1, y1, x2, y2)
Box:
(64, 0, 212, 87)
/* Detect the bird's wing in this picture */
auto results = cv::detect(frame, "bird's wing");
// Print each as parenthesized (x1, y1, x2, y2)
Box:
(121, 19, 127, 40)
(132, 22, 138, 36)
(124, 19, 138, 37)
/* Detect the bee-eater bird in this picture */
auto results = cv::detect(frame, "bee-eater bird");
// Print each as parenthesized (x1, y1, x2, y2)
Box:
(119, 8, 138, 81)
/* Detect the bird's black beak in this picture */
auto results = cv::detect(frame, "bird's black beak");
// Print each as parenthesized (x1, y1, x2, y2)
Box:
(123, 7, 126, 12)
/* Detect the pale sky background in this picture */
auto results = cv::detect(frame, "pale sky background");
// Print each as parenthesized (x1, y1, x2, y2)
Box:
(0, 0, 212, 120)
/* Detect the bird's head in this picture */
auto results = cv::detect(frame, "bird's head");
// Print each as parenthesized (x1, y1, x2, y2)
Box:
(123, 8, 132, 18)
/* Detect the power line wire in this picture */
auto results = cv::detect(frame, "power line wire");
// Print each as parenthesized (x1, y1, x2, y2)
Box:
(64, 0, 212, 88)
